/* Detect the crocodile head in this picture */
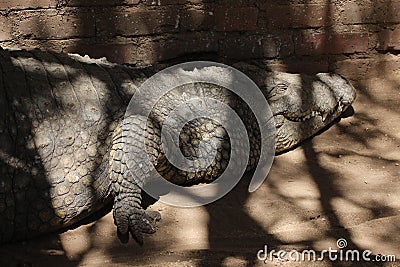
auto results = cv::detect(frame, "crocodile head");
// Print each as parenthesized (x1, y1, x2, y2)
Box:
(264, 72, 356, 153)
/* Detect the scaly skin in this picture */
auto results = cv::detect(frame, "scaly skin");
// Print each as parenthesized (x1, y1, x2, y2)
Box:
(0, 48, 356, 244)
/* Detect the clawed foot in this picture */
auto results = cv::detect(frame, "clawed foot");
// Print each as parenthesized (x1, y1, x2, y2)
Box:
(113, 203, 161, 245)
(110, 115, 163, 245)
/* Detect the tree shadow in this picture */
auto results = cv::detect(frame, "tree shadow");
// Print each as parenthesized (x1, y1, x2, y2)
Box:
(198, 174, 284, 267)
(0, 49, 74, 265)
(302, 141, 362, 249)
(0, 45, 148, 266)
(1, 0, 400, 266)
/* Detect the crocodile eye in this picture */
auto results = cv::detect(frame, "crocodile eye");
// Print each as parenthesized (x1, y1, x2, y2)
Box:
(275, 83, 288, 94)
(267, 82, 289, 101)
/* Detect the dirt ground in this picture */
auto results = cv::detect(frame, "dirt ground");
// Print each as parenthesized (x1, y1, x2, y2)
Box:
(0, 63, 399, 267)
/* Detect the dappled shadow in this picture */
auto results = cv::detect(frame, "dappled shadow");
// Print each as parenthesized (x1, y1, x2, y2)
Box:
(199, 174, 284, 267)
(1, 51, 399, 266)
(0, 45, 150, 266)
(302, 141, 364, 251)
(1, 1, 400, 266)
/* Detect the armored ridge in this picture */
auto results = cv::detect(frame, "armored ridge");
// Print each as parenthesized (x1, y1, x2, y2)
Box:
(0, 48, 356, 244)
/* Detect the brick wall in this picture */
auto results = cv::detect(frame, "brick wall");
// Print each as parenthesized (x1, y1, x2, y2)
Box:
(1, 0, 399, 76)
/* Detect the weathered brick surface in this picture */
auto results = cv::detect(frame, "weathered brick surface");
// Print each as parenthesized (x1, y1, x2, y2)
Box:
(264, 4, 333, 29)
(180, 9, 214, 31)
(295, 32, 369, 55)
(16, 10, 95, 39)
(66, 0, 123, 6)
(341, 1, 400, 24)
(219, 35, 263, 59)
(146, 0, 214, 4)
(126, 0, 141, 4)
(294, 32, 327, 56)
(380, 1, 400, 23)
(0, 0, 57, 10)
(154, 33, 218, 61)
(0, 0, 399, 69)
(340, 3, 375, 24)
(145, 0, 186, 5)
(219, 34, 293, 60)
(187, 0, 215, 3)
(334, 54, 400, 80)
(0, 17, 12, 41)
(329, 33, 369, 54)
(96, 9, 179, 37)
(215, 7, 258, 32)
(263, 34, 294, 58)
(378, 26, 400, 50)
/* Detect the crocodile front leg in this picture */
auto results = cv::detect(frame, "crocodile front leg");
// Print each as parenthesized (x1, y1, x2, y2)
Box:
(110, 115, 161, 244)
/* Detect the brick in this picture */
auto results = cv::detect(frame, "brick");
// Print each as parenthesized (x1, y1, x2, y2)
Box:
(295, 32, 369, 55)
(329, 33, 369, 54)
(154, 33, 218, 61)
(334, 58, 372, 80)
(263, 35, 293, 58)
(340, 3, 375, 24)
(218, 0, 255, 5)
(180, 9, 215, 31)
(215, 7, 258, 32)
(378, 1, 400, 23)
(126, 0, 141, 4)
(219, 35, 263, 59)
(263, 4, 332, 29)
(145, 0, 186, 5)
(334, 55, 400, 79)
(219, 34, 292, 60)
(67, 0, 118, 6)
(0, 17, 12, 41)
(96, 9, 179, 36)
(294, 32, 327, 56)
(65, 0, 141, 6)
(17, 10, 95, 39)
(187, 0, 215, 3)
(341, 1, 400, 24)
(66, 0, 140, 6)
(7, 39, 66, 52)
(0, 0, 57, 10)
(378, 26, 400, 51)
(267, 59, 329, 75)
(295, 4, 333, 27)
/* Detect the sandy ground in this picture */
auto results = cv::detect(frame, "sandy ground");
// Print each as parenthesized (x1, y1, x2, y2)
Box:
(0, 64, 400, 267)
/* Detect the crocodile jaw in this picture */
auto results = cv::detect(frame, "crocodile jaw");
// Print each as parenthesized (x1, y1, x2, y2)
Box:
(266, 72, 356, 153)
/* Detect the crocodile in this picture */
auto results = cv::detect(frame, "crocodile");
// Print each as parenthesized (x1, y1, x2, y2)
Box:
(0, 48, 356, 244)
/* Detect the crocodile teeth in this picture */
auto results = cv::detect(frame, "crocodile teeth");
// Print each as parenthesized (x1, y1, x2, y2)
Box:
(285, 109, 334, 122)
(322, 113, 328, 122)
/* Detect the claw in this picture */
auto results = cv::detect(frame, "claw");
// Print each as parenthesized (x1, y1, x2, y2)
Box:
(136, 215, 156, 234)
(117, 229, 130, 244)
(113, 207, 129, 235)
(131, 229, 144, 245)
(113, 200, 161, 245)
(145, 210, 162, 223)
